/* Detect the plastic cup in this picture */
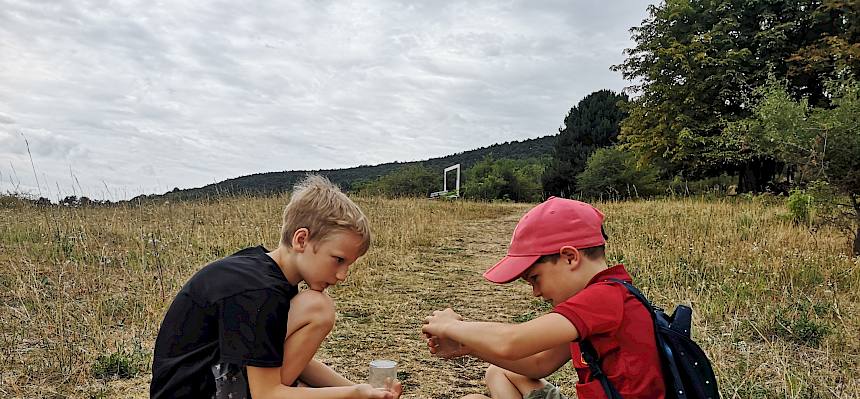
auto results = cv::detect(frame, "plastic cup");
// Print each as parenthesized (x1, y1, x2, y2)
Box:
(368, 359, 397, 388)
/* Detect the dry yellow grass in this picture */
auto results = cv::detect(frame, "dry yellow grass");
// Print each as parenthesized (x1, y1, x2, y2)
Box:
(0, 195, 857, 398)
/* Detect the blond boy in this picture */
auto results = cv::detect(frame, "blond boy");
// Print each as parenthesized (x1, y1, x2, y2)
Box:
(151, 175, 402, 399)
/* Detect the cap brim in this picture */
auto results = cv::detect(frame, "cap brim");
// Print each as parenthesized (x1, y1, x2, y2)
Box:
(483, 255, 540, 284)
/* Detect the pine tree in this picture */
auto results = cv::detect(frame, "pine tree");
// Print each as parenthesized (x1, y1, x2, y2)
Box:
(542, 90, 628, 197)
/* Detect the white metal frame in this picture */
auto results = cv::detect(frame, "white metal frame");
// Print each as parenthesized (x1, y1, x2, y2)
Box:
(430, 163, 460, 198)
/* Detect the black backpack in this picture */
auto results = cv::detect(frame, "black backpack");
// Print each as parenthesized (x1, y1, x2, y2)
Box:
(579, 278, 720, 399)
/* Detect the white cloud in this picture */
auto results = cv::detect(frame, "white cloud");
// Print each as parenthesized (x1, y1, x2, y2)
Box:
(0, 0, 655, 200)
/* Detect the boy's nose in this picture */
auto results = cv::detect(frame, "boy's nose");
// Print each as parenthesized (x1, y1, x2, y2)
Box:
(336, 269, 348, 281)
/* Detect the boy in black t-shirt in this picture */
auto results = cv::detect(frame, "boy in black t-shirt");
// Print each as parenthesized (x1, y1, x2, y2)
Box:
(151, 175, 402, 399)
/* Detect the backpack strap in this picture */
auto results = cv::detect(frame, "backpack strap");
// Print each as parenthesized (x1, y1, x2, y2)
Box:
(579, 339, 624, 399)
(604, 278, 689, 399)
(605, 278, 651, 311)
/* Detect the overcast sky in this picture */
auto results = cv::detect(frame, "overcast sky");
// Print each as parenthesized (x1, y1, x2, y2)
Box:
(1, 0, 655, 201)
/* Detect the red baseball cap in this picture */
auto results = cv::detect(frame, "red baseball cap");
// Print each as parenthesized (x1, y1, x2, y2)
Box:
(483, 197, 606, 284)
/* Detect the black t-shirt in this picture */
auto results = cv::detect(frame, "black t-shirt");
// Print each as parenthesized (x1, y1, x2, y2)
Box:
(150, 246, 298, 399)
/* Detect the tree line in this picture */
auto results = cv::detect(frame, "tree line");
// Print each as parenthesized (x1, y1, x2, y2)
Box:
(355, 0, 859, 254)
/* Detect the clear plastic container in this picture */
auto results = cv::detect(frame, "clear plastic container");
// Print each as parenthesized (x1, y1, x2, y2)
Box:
(368, 359, 397, 388)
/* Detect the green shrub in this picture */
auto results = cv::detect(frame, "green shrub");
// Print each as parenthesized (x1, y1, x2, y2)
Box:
(463, 156, 546, 202)
(91, 346, 148, 380)
(576, 146, 661, 199)
(787, 188, 814, 224)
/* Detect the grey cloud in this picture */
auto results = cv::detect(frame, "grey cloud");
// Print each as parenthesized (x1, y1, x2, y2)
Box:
(0, 0, 656, 200)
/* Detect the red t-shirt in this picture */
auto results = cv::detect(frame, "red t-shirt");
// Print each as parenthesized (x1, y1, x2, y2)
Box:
(552, 265, 666, 399)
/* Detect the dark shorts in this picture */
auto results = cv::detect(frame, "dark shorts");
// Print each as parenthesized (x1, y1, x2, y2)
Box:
(212, 363, 250, 399)
(524, 383, 568, 399)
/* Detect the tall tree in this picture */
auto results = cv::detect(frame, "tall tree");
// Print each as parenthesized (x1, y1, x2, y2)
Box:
(542, 90, 628, 197)
(614, 0, 860, 192)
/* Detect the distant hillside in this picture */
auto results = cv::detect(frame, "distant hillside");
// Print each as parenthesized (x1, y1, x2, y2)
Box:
(159, 135, 557, 200)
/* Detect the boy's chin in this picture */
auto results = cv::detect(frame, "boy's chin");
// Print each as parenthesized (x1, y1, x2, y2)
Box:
(308, 283, 329, 291)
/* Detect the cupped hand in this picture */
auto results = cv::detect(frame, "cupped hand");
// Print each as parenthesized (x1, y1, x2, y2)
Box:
(386, 379, 403, 398)
(352, 384, 379, 399)
(353, 379, 403, 399)
(421, 308, 463, 339)
(426, 335, 471, 359)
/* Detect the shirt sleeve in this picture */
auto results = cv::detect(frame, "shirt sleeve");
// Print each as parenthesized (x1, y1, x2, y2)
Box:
(218, 289, 290, 367)
(552, 283, 625, 341)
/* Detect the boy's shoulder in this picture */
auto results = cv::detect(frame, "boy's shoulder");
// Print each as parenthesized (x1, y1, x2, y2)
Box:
(552, 265, 635, 338)
(559, 279, 628, 311)
(183, 246, 296, 303)
(209, 245, 269, 265)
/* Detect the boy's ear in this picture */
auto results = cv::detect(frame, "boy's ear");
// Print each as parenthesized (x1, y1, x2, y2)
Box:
(292, 228, 310, 252)
(559, 246, 580, 266)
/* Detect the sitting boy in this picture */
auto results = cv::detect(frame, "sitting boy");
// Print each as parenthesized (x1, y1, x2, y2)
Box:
(422, 197, 665, 399)
(151, 175, 402, 399)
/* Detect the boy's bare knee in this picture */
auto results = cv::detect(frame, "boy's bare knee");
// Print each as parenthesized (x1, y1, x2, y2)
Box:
(291, 290, 336, 329)
(484, 364, 505, 381)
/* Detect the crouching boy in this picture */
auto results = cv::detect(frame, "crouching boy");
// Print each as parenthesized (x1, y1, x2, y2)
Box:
(151, 175, 401, 399)
(422, 197, 664, 399)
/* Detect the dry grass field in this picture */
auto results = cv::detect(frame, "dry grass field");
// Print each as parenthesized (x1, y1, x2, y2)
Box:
(1, 195, 858, 398)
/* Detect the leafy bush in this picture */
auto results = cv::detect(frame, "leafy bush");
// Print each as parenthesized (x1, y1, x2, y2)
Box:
(576, 146, 661, 199)
(462, 156, 546, 202)
(735, 79, 860, 254)
(787, 188, 815, 225)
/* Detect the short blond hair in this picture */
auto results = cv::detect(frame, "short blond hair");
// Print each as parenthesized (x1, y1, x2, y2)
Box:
(281, 175, 371, 254)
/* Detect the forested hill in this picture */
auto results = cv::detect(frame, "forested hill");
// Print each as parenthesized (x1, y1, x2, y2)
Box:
(158, 134, 556, 200)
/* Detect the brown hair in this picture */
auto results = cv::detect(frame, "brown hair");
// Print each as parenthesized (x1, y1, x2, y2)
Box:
(280, 175, 371, 255)
(533, 225, 608, 264)
(534, 245, 606, 265)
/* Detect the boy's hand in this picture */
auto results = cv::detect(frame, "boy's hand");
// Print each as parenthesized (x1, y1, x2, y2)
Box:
(353, 379, 403, 399)
(426, 335, 471, 359)
(421, 308, 463, 339)
(386, 379, 403, 398)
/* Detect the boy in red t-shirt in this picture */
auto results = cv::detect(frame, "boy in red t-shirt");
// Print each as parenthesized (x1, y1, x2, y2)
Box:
(422, 197, 665, 399)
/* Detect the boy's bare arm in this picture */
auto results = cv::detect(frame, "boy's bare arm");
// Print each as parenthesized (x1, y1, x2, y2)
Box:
(247, 366, 402, 399)
(423, 309, 579, 360)
(299, 359, 353, 387)
(468, 343, 571, 379)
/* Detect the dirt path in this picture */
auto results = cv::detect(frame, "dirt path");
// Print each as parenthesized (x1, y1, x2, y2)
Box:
(403, 211, 541, 398)
(321, 209, 561, 399)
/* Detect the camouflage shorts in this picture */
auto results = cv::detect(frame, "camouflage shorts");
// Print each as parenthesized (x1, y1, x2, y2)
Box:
(524, 383, 568, 399)
(212, 363, 250, 399)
